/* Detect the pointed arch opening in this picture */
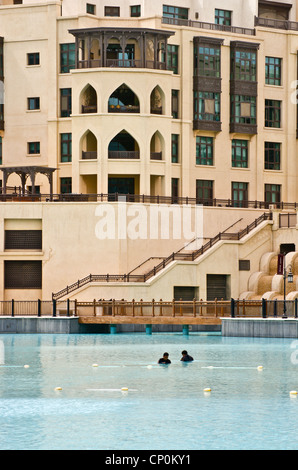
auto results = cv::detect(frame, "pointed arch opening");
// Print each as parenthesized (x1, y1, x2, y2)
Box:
(81, 130, 97, 160)
(80, 84, 97, 114)
(108, 84, 140, 113)
(108, 130, 140, 159)
(150, 86, 165, 115)
(150, 131, 164, 161)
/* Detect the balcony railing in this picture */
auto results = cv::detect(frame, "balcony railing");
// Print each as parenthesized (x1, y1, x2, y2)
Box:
(255, 16, 298, 31)
(82, 105, 97, 114)
(82, 151, 97, 160)
(162, 16, 256, 36)
(77, 59, 167, 70)
(108, 105, 140, 113)
(151, 107, 163, 115)
(108, 151, 140, 159)
(150, 152, 163, 160)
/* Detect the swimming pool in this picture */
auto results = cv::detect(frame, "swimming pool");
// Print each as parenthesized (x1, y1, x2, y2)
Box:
(0, 333, 297, 450)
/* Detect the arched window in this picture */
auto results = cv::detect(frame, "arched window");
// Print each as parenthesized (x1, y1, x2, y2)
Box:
(81, 130, 97, 160)
(150, 86, 165, 115)
(80, 84, 97, 114)
(108, 84, 140, 113)
(150, 131, 164, 160)
(108, 130, 140, 159)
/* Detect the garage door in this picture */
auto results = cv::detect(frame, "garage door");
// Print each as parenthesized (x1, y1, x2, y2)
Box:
(207, 275, 227, 301)
(174, 286, 196, 301)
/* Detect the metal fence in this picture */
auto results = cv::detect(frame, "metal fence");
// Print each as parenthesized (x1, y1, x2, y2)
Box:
(0, 298, 297, 320)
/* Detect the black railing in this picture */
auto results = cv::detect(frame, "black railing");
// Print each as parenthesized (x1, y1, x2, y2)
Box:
(1, 298, 298, 320)
(1, 191, 297, 210)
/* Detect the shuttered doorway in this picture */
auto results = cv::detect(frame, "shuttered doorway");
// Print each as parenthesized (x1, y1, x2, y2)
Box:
(207, 275, 228, 301)
(174, 286, 196, 301)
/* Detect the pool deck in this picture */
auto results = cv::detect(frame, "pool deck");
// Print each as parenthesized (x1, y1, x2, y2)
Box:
(222, 317, 298, 338)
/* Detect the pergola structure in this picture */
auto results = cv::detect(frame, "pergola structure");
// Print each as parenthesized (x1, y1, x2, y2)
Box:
(69, 27, 175, 70)
(1, 166, 56, 197)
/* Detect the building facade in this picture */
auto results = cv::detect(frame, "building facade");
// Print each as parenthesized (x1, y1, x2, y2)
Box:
(0, 0, 298, 302)
(0, 0, 297, 204)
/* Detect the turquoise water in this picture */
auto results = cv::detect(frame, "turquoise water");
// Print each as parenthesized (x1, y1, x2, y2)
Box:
(0, 333, 298, 450)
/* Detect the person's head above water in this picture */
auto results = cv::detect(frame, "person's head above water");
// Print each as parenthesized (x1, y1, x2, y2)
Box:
(181, 350, 188, 355)
(163, 352, 169, 357)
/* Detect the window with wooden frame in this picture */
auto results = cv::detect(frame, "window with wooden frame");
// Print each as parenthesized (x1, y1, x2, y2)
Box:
(265, 57, 282, 86)
(264, 142, 281, 170)
(196, 136, 213, 166)
(265, 99, 281, 128)
(104, 6, 120, 16)
(232, 139, 248, 168)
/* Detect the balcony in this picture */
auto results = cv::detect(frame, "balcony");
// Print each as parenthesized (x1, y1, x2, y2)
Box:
(108, 151, 140, 159)
(108, 105, 140, 113)
(70, 27, 175, 72)
(162, 17, 256, 36)
(255, 16, 298, 30)
(150, 152, 163, 161)
(82, 151, 97, 160)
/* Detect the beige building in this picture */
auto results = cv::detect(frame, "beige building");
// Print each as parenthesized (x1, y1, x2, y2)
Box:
(1, 0, 298, 302)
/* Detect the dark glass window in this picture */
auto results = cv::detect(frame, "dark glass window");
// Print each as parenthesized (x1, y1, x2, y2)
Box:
(230, 95, 256, 125)
(28, 142, 40, 155)
(163, 5, 188, 20)
(231, 50, 257, 82)
(196, 137, 213, 166)
(265, 99, 281, 128)
(60, 88, 72, 117)
(232, 140, 248, 168)
(172, 90, 179, 118)
(194, 91, 220, 122)
(232, 182, 248, 207)
(60, 177, 72, 194)
(60, 43, 75, 73)
(105, 6, 120, 16)
(196, 180, 213, 204)
(215, 9, 232, 26)
(195, 45, 220, 78)
(265, 57, 282, 86)
(86, 3, 96, 14)
(130, 5, 141, 17)
(167, 45, 179, 74)
(171, 134, 179, 163)
(264, 142, 281, 170)
(171, 178, 179, 201)
(265, 184, 281, 204)
(60, 133, 72, 162)
(27, 97, 40, 110)
(27, 52, 40, 66)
